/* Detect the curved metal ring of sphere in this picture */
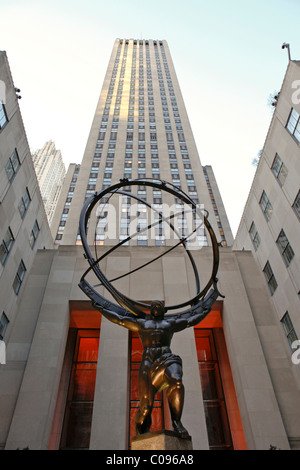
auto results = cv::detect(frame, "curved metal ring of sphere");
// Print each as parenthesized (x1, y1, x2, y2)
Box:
(78, 178, 220, 318)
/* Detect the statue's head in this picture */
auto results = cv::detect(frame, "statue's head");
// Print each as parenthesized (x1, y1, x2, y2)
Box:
(150, 300, 165, 320)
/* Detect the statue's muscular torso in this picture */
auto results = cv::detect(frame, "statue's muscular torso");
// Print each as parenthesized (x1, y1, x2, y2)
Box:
(137, 318, 176, 362)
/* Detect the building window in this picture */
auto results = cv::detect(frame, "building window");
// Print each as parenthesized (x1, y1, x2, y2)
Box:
(13, 260, 26, 295)
(249, 222, 260, 251)
(271, 153, 288, 186)
(0, 312, 9, 340)
(5, 149, 20, 182)
(18, 187, 31, 219)
(0, 103, 8, 130)
(276, 229, 294, 266)
(259, 191, 273, 221)
(286, 108, 300, 143)
(29, 220, 40, 248)
(137, 239, 148, 246)
(263, 261, 278, 295)
(0, 227, 14, 265)
(292, 190, 300, 220)
(281, 312, 299, 350)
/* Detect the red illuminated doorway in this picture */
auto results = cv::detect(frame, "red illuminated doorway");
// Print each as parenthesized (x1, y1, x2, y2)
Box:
(195, 328, 232, 449)
(194, 305, 247, 450)
(59, 330, 99, 449)
(48, 303, 102, 450)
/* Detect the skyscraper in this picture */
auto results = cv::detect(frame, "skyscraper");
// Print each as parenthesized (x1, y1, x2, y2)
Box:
(32, 140, 66, 225)
(1, 40, 299, 451)
(51, 39, 233, 248)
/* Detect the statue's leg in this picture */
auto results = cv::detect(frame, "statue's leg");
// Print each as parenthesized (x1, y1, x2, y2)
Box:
(165, 364, 190, 438)
(135, 366, 155, 435)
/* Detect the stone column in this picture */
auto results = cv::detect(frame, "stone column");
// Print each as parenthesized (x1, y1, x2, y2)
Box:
(4, 250, 75, 450)
(90, 254, 131, 450)
(89, 318, 129, 450)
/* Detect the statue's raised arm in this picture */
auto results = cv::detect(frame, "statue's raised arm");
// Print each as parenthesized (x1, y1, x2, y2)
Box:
(168, 280, 223, 333)
(93, 297, 142, 332)
(100, 304, 141, 332)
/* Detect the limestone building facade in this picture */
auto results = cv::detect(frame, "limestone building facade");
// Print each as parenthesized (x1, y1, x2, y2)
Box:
(0, 51, 53, 349)
(234, 60, 300, 356)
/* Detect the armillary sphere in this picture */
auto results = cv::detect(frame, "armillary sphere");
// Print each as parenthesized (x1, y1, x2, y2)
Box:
(78, 178, 223, 321)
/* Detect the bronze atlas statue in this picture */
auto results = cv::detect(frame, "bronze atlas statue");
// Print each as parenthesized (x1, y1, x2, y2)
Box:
(78, 178, 222, 439)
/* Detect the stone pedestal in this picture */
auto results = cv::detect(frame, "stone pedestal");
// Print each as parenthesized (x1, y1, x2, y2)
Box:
(131, 430, 193, 451)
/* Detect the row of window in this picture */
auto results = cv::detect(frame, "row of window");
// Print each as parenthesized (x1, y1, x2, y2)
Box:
(286, 107, 300, 143)
(0, 258, 27, 339)
(251, 114, 300, 264)
(1, 102, 43, 343)
(119, 39, 164, 47)
(2, 142, 40, 299)
(252, 107, 300, 353)
(88, 41, 204, 246)
(262, 265, 299, 354)
(269, 151, 300, 220)
(271, 153, 288, 186)
(156, 46, 196, 242)
(18, 187, 31, 219)
(256, 188, 298, 257)
(203, 167, 227, 245)
(281, 311, 299, 351)
(56, 165, 80, 242)
(82, 48, 126, 242)
(250, 222, 294, 269)
(12, 259, 26, 294)
(6, 148, 20, 182)
(250, 107, 300, 288)
(155, 46, 199, 209)
(4, 147, 35, 222)
(0, 227, 14, 265)
(128, 46, 155, 244)
(0, 312, 9, 340)
(1, 219, 39, 266)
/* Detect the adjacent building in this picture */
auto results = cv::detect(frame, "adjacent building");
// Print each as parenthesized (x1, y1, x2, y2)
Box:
(0, 40, 300, 451)
(32, 140, 66, 225)
(234, 59, 300, 364)
(0, 51, 53, 345)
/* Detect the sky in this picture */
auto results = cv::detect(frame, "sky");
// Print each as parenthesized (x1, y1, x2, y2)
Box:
(1, 0, 300, 236)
